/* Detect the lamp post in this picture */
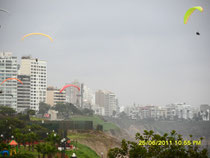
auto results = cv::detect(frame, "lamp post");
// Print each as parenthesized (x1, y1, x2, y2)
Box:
(71, 153, 77, 158)
(0, 134, 3, 142)
(61, 138, 66, 158)
(101, 152, 104, 158)
(8, 126, 12, 142)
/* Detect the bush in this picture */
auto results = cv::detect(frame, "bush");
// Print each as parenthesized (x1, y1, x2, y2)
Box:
(108, 130, 208, 158)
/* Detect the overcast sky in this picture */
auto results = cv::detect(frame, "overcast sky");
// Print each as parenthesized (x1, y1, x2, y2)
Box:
(0, 0, 210, 106)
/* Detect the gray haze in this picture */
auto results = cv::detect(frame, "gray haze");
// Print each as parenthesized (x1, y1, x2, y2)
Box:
(0, 0, 210, 106)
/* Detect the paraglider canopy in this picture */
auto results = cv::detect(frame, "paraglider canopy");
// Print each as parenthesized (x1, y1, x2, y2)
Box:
(22, 33, 53, 42)
(60, 84, 80, 93)
(184, 6, 203, 24)
(0, 78, 23, 86)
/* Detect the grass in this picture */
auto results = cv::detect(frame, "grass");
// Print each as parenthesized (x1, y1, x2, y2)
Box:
(65, 141, 100, 158)
(68, 133, 93, 139)
(71, 115, 119, 131)
(30, 116, 46, 121)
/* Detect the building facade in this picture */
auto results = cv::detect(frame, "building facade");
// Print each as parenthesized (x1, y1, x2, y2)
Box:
(17, 75, 31, 112)
(0, 52, 18, 109)
(65, 80, 81, 107)
(46, 86, 66, 106)
(83, 84, 95, 109)
(95, 90, 117, 116)
(19, 56, 47, 111)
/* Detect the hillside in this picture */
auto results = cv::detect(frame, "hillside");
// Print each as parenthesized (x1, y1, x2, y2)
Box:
(68, 130, 121, 158)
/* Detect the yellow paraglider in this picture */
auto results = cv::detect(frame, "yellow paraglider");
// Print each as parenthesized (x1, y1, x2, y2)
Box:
(22, 33, 53, 42)
(184, 6, 203, 24)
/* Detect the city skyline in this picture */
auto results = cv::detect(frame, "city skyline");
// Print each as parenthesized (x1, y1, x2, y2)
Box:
(0, 0, 210, 106)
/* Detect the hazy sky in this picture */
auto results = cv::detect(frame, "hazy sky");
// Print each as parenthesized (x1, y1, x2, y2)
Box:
(0, 0, 210, 106)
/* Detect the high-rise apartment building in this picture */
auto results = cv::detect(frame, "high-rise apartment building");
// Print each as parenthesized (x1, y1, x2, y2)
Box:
(95, 90, 117, 116)
(46, 86, 66, 106)
(17, 75, 30, 112)
(83, 84, 95, 109)
(65, 80, 81, 107)
(0, 52, 18, 109)
(19, 56, 47, 111)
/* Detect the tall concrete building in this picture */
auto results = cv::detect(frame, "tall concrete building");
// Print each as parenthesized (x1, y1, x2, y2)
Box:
(19, 56, 47, 111)
(95, 90, 117, 116)
(17, 75, 31, 112)
(0, 52, 18, 109)
(65, 80, 81, 107)
(95, 90, 106, 107)
(46, 86, 66, 106)
(83, 84, 95, 109)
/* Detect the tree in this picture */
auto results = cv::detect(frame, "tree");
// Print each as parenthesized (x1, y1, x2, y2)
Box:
(112, 110, 117, 117)
(35, 143, 42, 158)
(27, 109, 36, 115)
(46, 132, 61, 146)
(13, 128, 23, 149)
(36, 142, 58, 158)
(118, 112, 129, 119)
(27, 132, 38, 152)
(108, 130, 208, 158)
(52, 103, 83, 119)
(11, 153, 35, 158)
(39, 102, 51, 116)
(82, 108, 94, 116)
(0, 106, 16, 116)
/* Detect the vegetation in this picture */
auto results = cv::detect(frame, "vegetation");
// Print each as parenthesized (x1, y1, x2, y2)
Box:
(39, 103, 95, 119)
(108, 130, 208, 158)
(35, 142, 57, 158)
(66, 141, 100, 158)
(38, 102, 51, 116)
(0, 106, 16, 116)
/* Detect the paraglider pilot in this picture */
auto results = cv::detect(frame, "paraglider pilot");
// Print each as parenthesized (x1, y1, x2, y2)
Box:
(196, 32, 200, 35)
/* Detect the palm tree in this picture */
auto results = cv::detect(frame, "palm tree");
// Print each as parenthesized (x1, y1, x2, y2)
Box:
(36, 142, 57, 158)
(44, 142, 58, 158)
(26, 133, 32, 151)
(30, 132, 38, 152)
(13, 128, 23, 149)
(35, 143, 42, 158)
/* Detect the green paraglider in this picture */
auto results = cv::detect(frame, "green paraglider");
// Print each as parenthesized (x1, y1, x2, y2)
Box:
(184, 6, 203, 24)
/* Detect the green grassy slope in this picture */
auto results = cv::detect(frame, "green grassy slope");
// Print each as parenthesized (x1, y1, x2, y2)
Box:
(66, 141, 100, 158)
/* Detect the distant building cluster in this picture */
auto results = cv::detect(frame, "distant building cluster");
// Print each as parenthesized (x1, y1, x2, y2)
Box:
(123, 103, 210, 121)
(0, 52, 209, 120)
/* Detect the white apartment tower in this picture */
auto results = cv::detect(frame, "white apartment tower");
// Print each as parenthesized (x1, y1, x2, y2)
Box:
(65, 80, 81, 107)
(0, 52, 18, 109)
(95, 90, 117, 116)
(19, 56, 47, 111)
(83, 84, 95, 109)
